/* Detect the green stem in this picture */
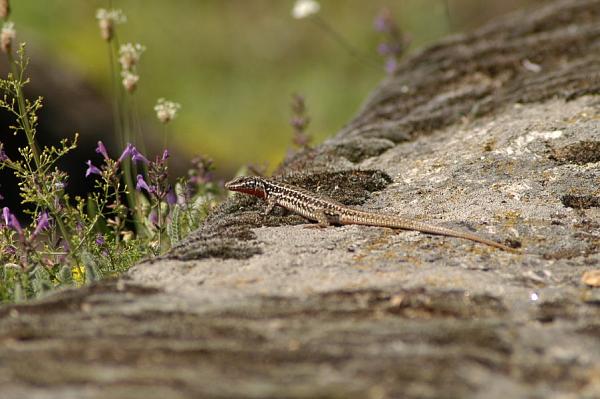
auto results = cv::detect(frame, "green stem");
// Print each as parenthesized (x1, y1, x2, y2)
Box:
(8, 52, 40, 167)
(107, 40, 143, 236)
(7, 50, 78, 264)
(311, 15, 379, 70)
(157, 200, 162, 254)
(107, 42, 123, 148)
(122, 158, 144, 235)
(131, 94, 148, 176)
(104, 31, 143, 236)
(163, 124, 168, 149)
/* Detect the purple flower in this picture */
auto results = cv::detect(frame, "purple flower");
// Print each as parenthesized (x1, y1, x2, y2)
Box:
(374, 8, 392, 33)
(131, 147, 149, 164)
(136, 174, 151, 192)
(374, 17, 387, 32)
(32, 212, 50, 237)
(2, 207, 10, 226)
(377, 43, 391, 56)
(290, 117, 307, 130)
(385, 57, 398, 75)
(0, 142, 7, 162)
(161, 149, 169, 161)
(9, 214, 22, 234)
(166, 186, 177, 205)
(118, 143, 134, 163)
(85, 160, 101, 177)
(61, 239, 70, 255)
(96, 141, 109, 159)
(95, 234, 105, 245)
(149, 209, 158, 226)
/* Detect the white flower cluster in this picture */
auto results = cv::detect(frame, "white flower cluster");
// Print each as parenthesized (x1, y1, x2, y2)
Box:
(119, 43, 146, 71)
(95, 8, 126, 41)
(121, 72, 140, 94)
(119, 43, 145, 93)
(292, 0, 320, 19)
(154, 98, 181, 124)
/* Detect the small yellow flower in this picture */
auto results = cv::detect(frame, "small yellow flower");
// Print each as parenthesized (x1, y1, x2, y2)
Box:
(71, 266, 85, 284)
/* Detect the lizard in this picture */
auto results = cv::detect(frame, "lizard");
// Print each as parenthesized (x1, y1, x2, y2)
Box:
(225, 176, 518, 252)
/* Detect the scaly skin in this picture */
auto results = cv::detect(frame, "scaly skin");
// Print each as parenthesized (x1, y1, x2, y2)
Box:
(225, 176, 517, 252)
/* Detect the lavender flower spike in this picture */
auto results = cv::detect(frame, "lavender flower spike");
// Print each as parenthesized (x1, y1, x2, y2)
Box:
(131, 147, 150, 164)
(149, 209, 158, 225)
(85, 160, 102, 177)
(95, 234, 106, 245)
(32, 212, 50, 237)
(118, 143, 134, 163)
(166, 186, 177, 205)
(385, 58, 398, 75)
(8, 213, 23, 234)
(96, 141, 109, 159)
(0, 141, 8, 162)
(2, 206, 10, 226)
(136, 174, 151, 192)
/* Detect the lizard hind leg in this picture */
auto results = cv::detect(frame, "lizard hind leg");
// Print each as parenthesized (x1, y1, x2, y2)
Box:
(303, 210, 331, 229)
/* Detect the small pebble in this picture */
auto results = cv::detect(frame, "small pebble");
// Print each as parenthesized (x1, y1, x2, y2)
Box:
(581, 270, 600, 287)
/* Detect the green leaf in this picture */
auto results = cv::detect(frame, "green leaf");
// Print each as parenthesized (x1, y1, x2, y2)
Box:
(81, 251, 101, 283)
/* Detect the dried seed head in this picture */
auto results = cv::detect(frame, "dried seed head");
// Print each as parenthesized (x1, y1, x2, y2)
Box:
(96, 8, 126, 42)
(119, 43, 145, 71)
(0, 21, 15, 53)
(121, 71, 139, 93)
(0, 0, 10, 19)
(154, 98, 181, 124)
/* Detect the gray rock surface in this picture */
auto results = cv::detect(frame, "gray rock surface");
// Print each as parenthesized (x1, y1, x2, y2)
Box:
(1, 1, 599, 398)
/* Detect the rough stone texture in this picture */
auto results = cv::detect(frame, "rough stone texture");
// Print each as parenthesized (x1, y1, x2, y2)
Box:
(1, 1, 600, 398)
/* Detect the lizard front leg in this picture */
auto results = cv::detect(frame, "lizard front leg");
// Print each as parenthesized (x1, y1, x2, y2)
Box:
(264, 198, 277, 215)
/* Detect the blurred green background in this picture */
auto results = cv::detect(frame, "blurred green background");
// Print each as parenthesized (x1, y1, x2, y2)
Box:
(11, 0, 540, 175)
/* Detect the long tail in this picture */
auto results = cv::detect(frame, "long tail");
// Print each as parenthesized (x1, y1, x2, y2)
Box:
(340, 210, 517, 252)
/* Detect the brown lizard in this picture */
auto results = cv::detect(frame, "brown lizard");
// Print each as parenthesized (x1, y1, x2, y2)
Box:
(225, 176, 517, 252)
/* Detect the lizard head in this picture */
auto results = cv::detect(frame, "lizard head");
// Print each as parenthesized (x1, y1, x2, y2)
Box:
(224, 176, 267, 199)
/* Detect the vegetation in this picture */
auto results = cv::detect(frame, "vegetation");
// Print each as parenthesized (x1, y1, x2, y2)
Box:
(0, 2, 222, 303)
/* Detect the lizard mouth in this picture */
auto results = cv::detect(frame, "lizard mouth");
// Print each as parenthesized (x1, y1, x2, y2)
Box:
(224, 180, 266, 199)
(235, 187, 266, 199)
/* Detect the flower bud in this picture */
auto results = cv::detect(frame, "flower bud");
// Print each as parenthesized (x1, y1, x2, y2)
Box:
(154, 98, 181, 124)
(0, 0, 10, 20)
(121, 71, 139, 93)
(96, 9, 126, 42)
